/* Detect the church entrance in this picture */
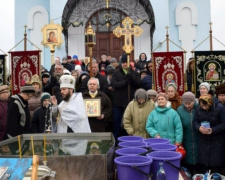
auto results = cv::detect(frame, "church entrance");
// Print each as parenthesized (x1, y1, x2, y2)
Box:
(85, 9, 134, 61)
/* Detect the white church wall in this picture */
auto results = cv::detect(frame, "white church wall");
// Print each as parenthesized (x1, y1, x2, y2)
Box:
(169, 0, 210, 61)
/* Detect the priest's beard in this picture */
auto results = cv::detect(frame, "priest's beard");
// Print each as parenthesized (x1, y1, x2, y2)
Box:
(63, 91, 71, 101)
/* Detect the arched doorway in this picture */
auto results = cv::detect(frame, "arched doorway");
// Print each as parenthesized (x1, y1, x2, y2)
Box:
(62, 0, 155, 61)
(85, 8, 134, 61)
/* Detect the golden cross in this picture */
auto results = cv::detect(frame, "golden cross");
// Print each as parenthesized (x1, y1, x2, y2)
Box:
(105, 0, 110, 8)
(113, 17, 143, 54)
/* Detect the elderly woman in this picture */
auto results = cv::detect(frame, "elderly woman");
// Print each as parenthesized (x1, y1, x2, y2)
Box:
(177, 92, 198, 176)
(146, 92, 183, 144)
(166, 83, 182, 110)
(199, 82, 211, 96)
(123, 89, 155, 138)
(193, 94, 225, 174)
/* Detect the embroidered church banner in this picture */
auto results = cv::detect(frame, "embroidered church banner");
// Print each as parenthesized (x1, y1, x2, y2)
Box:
(10, 51, 40, 95)
(0, 55, 6, 86)
(153, 51, 185, 95)
(194, 51, 225, 95)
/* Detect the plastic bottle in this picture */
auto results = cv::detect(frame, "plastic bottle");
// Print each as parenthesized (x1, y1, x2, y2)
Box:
(157, 162, 166, 180)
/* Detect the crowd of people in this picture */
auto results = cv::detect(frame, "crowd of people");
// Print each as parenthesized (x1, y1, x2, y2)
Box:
(0, 53, 225, 176)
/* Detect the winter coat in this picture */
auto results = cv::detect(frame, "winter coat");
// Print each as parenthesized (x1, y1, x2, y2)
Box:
(123, 99, 155, 138)
(7, 94, 31, 137)
(31, 106, 57, 133)
(146, 101, 183, 144)
(0, 100, 8, 141)
(141, 73, 152, 90)
(80, 73, 109, 95)
(28, 90, 42, 120)
(111, 67, 141, 108)
(82, 91, 112, 132)
(177, 102, 199, 165)
(193, 98, 225, 167)
(169, 93, 182, 110)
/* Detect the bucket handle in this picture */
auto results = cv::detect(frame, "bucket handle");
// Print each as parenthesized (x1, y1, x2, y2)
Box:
(132, 165, 152, 178)
(139, 148, 153, 156)
(164, 160, 181, 171)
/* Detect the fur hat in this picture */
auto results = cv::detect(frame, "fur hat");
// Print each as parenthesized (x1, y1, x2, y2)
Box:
(182, 91, 195, 103)
(20, 84, 35, 94)
(59, 75, 75, 89)
(156, 92, 168, 101)
(41, 72, 50, 79)
(0, 85, 9, 94)
(63, 69, 71, 75)
(110, 58, 117, 63)
(30, 74, 42, 87)
(215, 83, 225, 95)
(134, 88, 147, 101)
(199, 82, 210, 92)
(41, 92, 51, 103)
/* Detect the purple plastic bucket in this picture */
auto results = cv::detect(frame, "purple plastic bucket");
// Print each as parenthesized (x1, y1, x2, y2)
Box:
(147, 151, 182, 180)
(118, 136, 144, 142)
(147, 144, 177, 151)
(115, 156, 153, 180)
(118, 141, 147, 148)
(143, 138, 170, 145)
(115, 147, 148, 156)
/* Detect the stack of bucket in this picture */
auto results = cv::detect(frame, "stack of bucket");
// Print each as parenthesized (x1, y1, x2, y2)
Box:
(114, 136, 182, 180)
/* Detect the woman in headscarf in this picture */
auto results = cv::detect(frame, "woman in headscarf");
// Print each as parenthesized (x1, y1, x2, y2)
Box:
(177, 92, 199, 176)
(123, 89, 155, 138)
(193, 94, 225, 174)
(165, 83, 182, 110)
(146, 92, 183, 144)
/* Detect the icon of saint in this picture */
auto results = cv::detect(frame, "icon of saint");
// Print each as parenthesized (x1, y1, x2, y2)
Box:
(206, 63, 219, 80)
(47, 31, 57, 43)
(165, 73, 175, 86)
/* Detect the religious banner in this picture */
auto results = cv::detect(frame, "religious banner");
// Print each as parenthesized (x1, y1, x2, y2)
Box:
(153, 51, 185, 95)
(10, 51, 40, 95)
(194, 51, 225, 95)
(0, 55, 6, 86)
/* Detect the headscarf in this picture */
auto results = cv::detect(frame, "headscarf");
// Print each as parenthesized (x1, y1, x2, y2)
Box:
(199, 94, 213, 106)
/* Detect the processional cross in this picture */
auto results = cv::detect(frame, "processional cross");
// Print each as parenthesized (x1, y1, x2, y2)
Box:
(113, 17, 143, 56)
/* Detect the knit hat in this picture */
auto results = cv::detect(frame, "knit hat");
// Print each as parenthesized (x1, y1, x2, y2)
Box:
(73, 55, 78, 59)
(182, 91, 195, 103)
(199, 82, 210, 92)
(140, 70, 147, 76)
(59, 75, 75, 89)
(41, 92, 51, 103)
(199, 94, 213, 106)
(215, 83, 225, 96)
(147, 89, 158, 97)
(75, 65, 82, 72)
(30, 74, 42, 87)
(156, 92, 168, 101)
(67, 55, 72, 60)
(54, 57, 60, 61)
(134, 88, 147, 101)
(62, 57, 67, 61)
(20, 84, 35, 94)
(41, 72, 50, 79)
(110, 58, 117, 63)
(0, 85, 9, 94)
(166, 83, 177, 91)
(121, 54, 127, 63)
(107, 68, 116, 75)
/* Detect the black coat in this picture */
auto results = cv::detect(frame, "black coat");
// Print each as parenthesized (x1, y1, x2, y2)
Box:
(80, 73, 109, 95)
(7, 95, 31, 137)
(193, 99, 225, 167)
(82, 91, 112, 132)
(31, 106, 57, 133)
(111, 67, 141, 108)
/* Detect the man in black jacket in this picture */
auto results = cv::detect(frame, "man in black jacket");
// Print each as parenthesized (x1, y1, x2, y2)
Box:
(7, 84, 35, 137)
(111, 54, 141, 144)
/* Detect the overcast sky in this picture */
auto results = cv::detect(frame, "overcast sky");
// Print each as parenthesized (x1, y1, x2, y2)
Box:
(211, 0, 225, 50)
